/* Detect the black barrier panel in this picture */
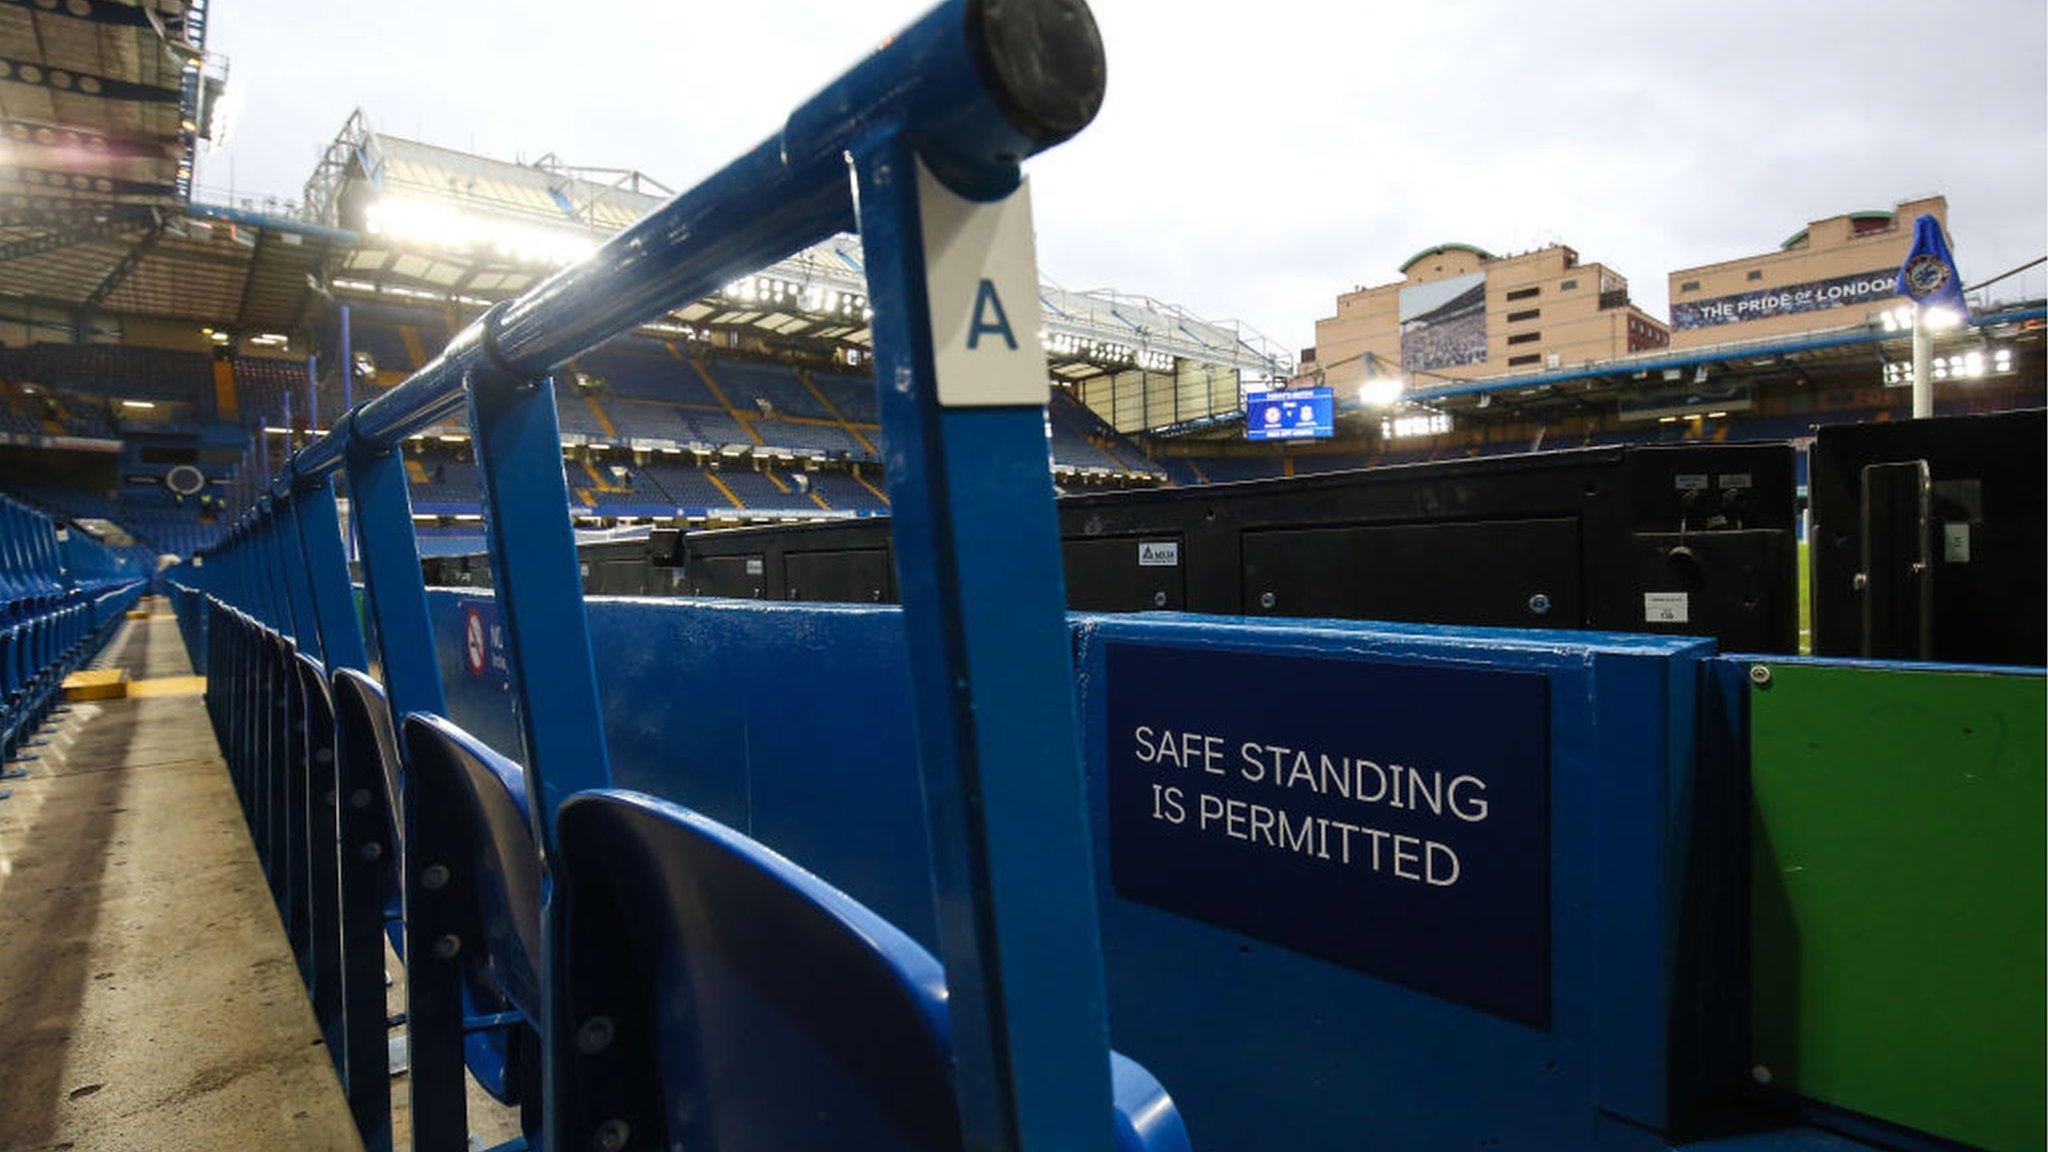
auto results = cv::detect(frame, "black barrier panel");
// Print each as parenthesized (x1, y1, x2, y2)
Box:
(1810, 408, 2046, 666)
(675, 444, 1800, 652)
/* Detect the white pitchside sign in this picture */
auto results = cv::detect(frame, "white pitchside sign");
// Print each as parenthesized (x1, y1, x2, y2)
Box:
(916, 159, 1050, 408)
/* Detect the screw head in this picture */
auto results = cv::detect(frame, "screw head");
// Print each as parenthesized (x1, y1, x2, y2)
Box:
(357, 841, 383, 862)
(1258, 591, 1276, 609)
(1152, 591, 1168, 608)
(576, 1015, 616, 1055)
(420, 863, 450, 891)
(430, 934, 460, 960)
(348, 788, 372, 810)
(1528, 592, 1552, 616)
(1751, 1064, 1773, 1085)
(1749, 664, 1773, 687)
(593, 1118, 630, 1152)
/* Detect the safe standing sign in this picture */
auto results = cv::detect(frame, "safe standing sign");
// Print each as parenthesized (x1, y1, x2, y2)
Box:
(1105, 642, 1551, 1025)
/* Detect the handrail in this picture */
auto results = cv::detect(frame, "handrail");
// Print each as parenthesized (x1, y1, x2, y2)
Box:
(286, 0, 1105, 487)
(185, 3, 1123, 1148)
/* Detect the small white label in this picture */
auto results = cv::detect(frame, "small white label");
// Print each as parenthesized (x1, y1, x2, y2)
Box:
(1645, 592, 1691, 624)
(745, 558, 764, 576)
(1942, 522, 1971, 563)
(579, 562, 590, 578)
(1718, 473, 1753, 490)
(917, 160, 1050, 408)
(1674, 474, 1710, 492)
(1137, 540, 1180, 567)
(53, 528, 69, 541)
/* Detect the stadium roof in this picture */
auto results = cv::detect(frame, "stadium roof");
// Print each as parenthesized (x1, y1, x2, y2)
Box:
(1, 103, 1289, 386)
(0, 0, 234, 313)
(1395, 303, 2046, 419)
(299, 114, 1289, 383)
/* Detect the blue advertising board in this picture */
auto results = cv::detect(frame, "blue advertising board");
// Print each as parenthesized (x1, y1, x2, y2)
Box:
(1246, 387, 1334, 441)
(1104, 641, 1551, 1024)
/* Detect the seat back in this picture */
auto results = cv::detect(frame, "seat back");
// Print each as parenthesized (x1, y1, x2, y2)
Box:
(550, 789, 1191, 1152)
(327, 667, 402, 1148)
(401, 712, 544, 1105)
(551, 788, 969, 1152)
(294, 654, 345, 1056)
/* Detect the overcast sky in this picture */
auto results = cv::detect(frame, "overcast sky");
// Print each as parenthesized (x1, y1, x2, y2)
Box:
(198, 0, 2048, 356)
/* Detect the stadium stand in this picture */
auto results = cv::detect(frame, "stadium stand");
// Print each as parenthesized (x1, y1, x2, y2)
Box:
(808, 468, 888, 512)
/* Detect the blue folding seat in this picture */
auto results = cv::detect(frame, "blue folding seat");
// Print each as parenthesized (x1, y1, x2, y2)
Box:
(294, 655, 346, 1059)
(547, 789, 1192, 1152)
(328, 669, 403, 1149)
(398, 713, 546, 1137)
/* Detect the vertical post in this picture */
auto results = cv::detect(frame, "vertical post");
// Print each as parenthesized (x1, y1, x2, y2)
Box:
(341, 304, 358, 564)
(342, 427, 466, 1151)
(343, 438, 444, 722)
(465, 348, 610, 860)
(1911, 302, 1934, 419)
(293, 477, 368, 674)
(340, 303, 354, 414)
(307, 353, 320, 431)
(850, 125, 1114, 1152)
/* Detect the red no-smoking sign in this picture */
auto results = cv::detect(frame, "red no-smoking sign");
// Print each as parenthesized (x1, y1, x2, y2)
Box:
(463, 606, 488, 677)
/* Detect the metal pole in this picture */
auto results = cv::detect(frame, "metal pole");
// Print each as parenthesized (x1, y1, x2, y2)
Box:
(340, 302, 353, 414)
(1911, 302, 1934, 419)
(852, 124, 1114, 1152)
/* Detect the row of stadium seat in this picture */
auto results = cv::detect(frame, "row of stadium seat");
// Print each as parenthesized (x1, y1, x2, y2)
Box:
(408, 446, 889, 515)
(0, 493, 147, 761)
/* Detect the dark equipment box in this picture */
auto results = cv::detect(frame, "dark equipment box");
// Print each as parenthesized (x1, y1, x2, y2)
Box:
(1809, 409, 2045, 666)
(681, 444, 1799, 652)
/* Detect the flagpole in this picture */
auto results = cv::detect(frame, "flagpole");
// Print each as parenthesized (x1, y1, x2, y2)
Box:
(1911, 301, 1933, 419)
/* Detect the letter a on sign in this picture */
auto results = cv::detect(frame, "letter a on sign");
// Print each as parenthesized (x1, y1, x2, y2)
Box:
(916, 159, 1049, 407)
(968, 279, 1018, 350)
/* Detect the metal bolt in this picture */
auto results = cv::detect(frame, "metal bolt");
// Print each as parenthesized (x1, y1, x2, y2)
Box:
(575, 1015, 615, 1055)
(420, 864, 450, 891)
(348, 788, 372, 810)
(1259, 591, 1276, 609)
(358, 841, 383, 862)
(1527, 592, 1552, 616)
(431, 934, 460, 960)
(1749, 664, 1772, 688)
(1152, 591, 1168, 608)
(1750, 1064, 1773, 1085)
(1852, 572, 1869, 592)
(593, 1119, 630, 1152)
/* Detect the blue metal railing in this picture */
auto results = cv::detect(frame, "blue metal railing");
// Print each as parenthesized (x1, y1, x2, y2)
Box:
(175, 2, 1129, 1148)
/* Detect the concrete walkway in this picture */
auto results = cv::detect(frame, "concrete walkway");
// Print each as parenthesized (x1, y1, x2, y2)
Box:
(0, 604, 363, 1151)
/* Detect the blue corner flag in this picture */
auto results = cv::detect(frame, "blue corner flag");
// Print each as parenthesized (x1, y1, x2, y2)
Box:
(1896, 214, 1968, 320)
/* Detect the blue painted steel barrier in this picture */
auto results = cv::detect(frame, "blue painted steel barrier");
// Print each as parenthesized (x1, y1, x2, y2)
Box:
(167, 2, 1172, 1149)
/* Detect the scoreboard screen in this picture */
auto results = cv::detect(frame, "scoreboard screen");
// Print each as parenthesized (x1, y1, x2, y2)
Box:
(1247, 388, 1334, 441)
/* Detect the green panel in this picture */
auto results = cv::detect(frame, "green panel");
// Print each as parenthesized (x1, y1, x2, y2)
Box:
(1750, 662, 2046, 1152)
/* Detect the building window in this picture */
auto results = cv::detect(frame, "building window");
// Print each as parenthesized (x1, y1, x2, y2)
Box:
(1559, 279, 1577, 291)
(1506, 353, 1542, 367)
(1506, 308, 1540, 323)
(1506, 332, 1541, 346)
(1746, 269, 1763, 281)
(1680, 280, 1701, 292)
(1504, 286, 1540, 302)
